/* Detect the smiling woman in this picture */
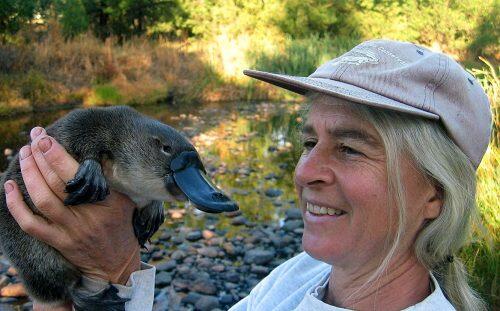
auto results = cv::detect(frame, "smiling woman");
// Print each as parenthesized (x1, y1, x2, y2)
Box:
(231, 39, 492, 311)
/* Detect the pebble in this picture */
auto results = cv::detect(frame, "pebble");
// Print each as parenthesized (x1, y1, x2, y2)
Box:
(219, 294, 234, 305)
(5, 267, 16, 277)
(244, 249, 276, 265)
(172, 279, 189, 291)
(153, 289, 169, 310)
(0, 283, 26, 297)
(285, 208, 302, 220)
(282, 219, 303, 231)
(155, 259, 177, 272)
(265, 188, 283, 197)
(231, 216, 247, 226)
(250, 265, 269, 275)
(225, 210, 242, 218)
(186, 230, 203, 241)
(0, 275, 9, 288)
(191, 278, 217, 295)
(198, 247, 219, 258)
(211, 265, 225, 272)
(195, 295, 219, 311)
(171, 250, 187, 261)
(155, 272, 172, 286)
(181, 291, 202, 305)
(202, 230, 216, 239)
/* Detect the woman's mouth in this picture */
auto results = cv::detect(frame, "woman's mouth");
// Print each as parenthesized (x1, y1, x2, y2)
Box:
(306, 202, 346, 216)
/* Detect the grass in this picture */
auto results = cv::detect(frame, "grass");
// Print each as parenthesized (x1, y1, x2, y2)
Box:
(462, 60, 499, 308)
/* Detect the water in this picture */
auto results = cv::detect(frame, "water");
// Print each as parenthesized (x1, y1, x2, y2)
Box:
(0, 101, 304, 232)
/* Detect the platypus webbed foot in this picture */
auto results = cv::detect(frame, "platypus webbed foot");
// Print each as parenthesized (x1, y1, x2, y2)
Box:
(64, 159, 109, 205)
(71, 283, 129, 311)
(133, 201, 165, 248)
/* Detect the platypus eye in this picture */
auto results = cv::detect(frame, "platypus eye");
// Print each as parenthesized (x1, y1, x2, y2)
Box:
(162, 145, 172, 154)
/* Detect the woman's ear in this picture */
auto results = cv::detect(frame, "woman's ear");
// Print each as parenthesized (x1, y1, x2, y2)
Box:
(423, 184, 443, 220)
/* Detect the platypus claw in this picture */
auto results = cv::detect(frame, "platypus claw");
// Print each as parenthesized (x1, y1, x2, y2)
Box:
(64, 159, 109, 206)
(71, 283, 129, 311)
(133, 201, 165, 248)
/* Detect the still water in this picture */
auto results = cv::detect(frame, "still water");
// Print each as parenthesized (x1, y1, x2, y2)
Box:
(0, 101, 304, 232)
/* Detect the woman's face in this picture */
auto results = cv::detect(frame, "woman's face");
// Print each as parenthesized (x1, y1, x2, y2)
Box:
(294, 101, 439, 271)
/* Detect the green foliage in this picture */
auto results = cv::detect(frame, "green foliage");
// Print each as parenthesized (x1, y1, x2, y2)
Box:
(92, 84, 122, 105)
(273, 0, 355, 38)
(250, 35, 360, 76)
(81, 0, 183, 40)
(20, 70, 55, 107)
(468, 58, 499, 147)
(56, 0, 89, 38)
(0, 0, 38, 37)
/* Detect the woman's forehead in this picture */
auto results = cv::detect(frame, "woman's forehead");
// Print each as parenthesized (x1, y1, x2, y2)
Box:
(306, 102, 376, 131)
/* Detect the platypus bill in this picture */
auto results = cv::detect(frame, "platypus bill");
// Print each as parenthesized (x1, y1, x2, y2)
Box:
(0, 105, 238, 310)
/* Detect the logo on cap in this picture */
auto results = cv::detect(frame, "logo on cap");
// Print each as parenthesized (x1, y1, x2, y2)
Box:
(330, 48, 379, 66)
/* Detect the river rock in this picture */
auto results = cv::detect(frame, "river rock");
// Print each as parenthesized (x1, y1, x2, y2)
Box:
(202, 230, 216, 240)
(250, 265, 269, 275)
(172, 279, 190, 292)
(231, 216, 247, 226)
(219, 294, 234, 305)
(153, 289, 169, 311)
(6, 267, 16, 277)
(159, 231, 172, 241)
(0, 275, 9, 288)
(282, 220, 303, 231)
(192, 278, 217, 295)
(186, 230, 203, 241)
(155, 259, 177, 272)
(265, 188, 282, 197)
(285, 208, 302, 220)
(198, 247, 219, 258)
(223, 272, 240, 283)
(0, 283, 26, 297)
(195, 295, 219, 311)
(211, 264, 225, 272)
(244, 249, 276, 265)
(171, 250, 187, 261)
(181, 291, 202, 305)
(155, 271, 172, 287)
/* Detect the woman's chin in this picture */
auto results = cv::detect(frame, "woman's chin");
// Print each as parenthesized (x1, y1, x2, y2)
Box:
(301, 231, 346, 265)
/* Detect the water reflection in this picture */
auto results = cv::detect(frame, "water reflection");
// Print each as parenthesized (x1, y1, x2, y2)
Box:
(0, 102, 303, 233)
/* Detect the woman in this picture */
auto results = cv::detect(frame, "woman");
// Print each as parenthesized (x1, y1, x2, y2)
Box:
(231, 39, 491, 310)
(3, 39, 491, 310)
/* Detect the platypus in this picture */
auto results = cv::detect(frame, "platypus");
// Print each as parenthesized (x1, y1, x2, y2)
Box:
(0, 105, 238, 310)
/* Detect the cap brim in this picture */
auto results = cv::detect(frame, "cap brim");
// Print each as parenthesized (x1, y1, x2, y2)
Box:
(244, 69, 439, 120)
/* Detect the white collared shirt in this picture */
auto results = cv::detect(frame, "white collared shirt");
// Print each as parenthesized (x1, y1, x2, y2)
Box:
(230, 252, 455, 311)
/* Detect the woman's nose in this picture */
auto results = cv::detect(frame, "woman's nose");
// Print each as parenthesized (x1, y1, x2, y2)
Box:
(294, 148, 335, 187)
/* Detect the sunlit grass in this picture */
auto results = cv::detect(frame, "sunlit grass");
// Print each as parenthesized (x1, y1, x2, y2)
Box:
(462, 59, 499, 307)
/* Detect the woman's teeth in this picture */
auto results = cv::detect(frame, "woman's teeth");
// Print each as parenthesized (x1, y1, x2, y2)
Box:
(306, 202, 344, 216)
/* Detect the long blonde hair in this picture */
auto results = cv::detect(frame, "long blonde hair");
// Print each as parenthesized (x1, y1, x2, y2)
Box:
(307, 94, 487, 310)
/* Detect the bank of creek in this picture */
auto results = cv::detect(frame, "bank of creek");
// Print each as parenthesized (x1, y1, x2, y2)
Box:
(0, 101, 306, 310)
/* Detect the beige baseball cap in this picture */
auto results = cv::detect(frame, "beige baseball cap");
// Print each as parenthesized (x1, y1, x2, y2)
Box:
(244, 39, 492, 168)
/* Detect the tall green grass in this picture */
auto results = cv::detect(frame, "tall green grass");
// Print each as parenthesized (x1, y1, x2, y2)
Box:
(250, 35, 360, 76)
(462, 59, 499, 308)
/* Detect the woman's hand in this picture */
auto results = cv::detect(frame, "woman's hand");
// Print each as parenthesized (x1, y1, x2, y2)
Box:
(3, 127, 141, 285)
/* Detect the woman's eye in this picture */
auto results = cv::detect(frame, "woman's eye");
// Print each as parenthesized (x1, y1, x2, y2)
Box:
(303, 140, 316, 150)
(339, 144, 362, 156)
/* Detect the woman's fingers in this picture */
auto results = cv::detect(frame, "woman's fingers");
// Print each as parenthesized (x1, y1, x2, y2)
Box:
(29, 128, 79, 199)
(3, 180, 59, 245)
(19, 145, 70, 223)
